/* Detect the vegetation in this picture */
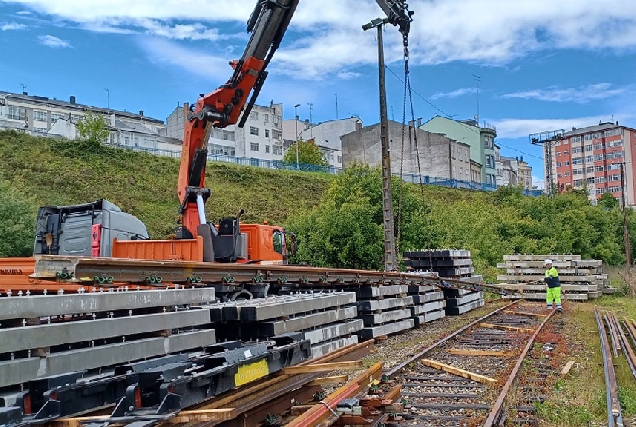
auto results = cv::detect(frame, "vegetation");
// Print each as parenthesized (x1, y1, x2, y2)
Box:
(282, 138, 328, 167)
(75, 110, 110, 147)
(0, 130, 329, 256)
(1, 130, 635, 277)
(287, 165, 632, 278)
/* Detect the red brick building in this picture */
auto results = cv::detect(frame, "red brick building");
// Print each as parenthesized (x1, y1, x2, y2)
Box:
(548, 122, 636, 206)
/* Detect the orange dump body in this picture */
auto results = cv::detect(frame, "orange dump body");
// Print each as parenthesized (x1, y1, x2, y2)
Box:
(111, 224, 284, 264)
(112, 236, 205, 262)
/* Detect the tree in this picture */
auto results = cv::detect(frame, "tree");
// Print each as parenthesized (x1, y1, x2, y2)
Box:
(0, 179, 37, 256)
(76, 110, 110, 147)
(598, 192, 620, 210)
(283, 138, 328, 168)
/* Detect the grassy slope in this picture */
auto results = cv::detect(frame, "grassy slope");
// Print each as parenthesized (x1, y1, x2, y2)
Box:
(0, 130, 331, 238)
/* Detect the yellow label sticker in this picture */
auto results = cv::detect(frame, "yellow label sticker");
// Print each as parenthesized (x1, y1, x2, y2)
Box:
(235, 359, 269, 387)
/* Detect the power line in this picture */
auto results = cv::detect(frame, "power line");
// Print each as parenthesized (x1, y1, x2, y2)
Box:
(385, 64, 543, 161)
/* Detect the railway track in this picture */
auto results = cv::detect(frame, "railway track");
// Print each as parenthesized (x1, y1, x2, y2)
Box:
(284, 300, 557, 427)
(36, 300, 564, 427)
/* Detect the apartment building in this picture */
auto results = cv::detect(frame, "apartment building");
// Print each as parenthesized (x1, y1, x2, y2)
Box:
(282, 117, 361, 168)
(341, 120, 472, 181)
(0, 90, 181, 151)
(495, 153, 533, 190)
(548, 122, 636, 206)
(420, 116, 498, 187)
(167, 103, 284, 161)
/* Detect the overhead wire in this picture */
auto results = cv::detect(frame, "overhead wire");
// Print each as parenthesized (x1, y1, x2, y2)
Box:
(384, 65, 544, 162)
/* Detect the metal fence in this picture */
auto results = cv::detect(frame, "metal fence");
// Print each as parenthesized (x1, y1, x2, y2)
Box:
(105, 142, 544, 197)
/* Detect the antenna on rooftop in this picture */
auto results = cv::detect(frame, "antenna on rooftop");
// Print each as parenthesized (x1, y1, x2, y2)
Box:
(19, 83, 27, 94)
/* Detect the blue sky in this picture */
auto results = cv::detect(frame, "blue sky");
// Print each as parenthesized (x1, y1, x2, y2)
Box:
(2, 0, 636, 187)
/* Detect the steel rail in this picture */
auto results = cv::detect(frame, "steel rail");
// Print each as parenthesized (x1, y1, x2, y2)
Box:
(482, 305, 555, 426)
(385, 300, 520, 376)
(32, 255, 519, 296)
(284, 362, 384, 427)
(164, 341, 374, 427)
(612, 315, 636, 381)
(595, 309, 624, 427)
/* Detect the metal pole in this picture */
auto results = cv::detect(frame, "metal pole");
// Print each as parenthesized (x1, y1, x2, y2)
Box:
(377, 24, 397, 272)
(621, 163, 631, 266)
(294, 103, 300, 169)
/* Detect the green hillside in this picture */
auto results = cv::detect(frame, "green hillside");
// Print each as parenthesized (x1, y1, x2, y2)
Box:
(0, 130, 331, 255)
(1, 130, 633, 280)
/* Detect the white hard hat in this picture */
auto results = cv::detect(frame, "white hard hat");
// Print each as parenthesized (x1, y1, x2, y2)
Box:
(544, 259, 553, 265)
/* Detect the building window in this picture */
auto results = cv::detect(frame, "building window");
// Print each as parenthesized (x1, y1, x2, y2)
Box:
(34, 110, 47, 122)
(273, 146, 282, 155)
(272, 130, 282, 140)
(250, 111, 259, 120)
(250, 126, 259, 136)
(337, 155, 342, 164)
(557, 152, 561, 157)
(265, 145, 270, 153)
(7, 106, 26, 120)
(51, 113, 65, 123)
(264, 114, 269, 123)
(265, 129, 270, 138)
(250, 142, 259, 152)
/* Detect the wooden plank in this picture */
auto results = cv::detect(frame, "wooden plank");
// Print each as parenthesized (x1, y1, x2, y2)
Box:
(503, 310, 547, 318)
(282, 361, 363, 375)
(307, 375, 349, 386)
(420, 359, 496, 384)
(168, 408, 237, 424)
(479, 322, 535, 333)
(447, 348, 514, 357)
(560, 360, 576, 376)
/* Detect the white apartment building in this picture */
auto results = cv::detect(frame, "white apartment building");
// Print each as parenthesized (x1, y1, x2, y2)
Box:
(282, 117, 362, 168)
(0, 90, 179, 152)
(495, 151, 533, 190)
(166, 102, 284, 161)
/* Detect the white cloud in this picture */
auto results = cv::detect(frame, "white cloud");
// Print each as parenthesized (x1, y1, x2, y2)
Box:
(16, 10, 32, 15)
(38, 34, 71, 48)
(429, 87, 477, 100)
(138, 38, 229, 80)
(6, 0, 636, 78)
(1, 22, 27, 31)
(502, 83, 628, 103)
(493, 113, 635, 139)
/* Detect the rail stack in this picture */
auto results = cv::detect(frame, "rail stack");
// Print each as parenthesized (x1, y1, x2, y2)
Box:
(404, 249, 485, 315)
(208, 291, 362, 358)
(494, 254, 613, 300)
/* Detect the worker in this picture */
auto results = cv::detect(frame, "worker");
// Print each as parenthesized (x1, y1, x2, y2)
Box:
(544, 259, 562, 313)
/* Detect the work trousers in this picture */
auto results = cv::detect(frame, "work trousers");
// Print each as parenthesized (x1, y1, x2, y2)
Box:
(546, 286, 562, 307)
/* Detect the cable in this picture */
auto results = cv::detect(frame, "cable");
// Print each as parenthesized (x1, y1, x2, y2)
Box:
(385, 65, 544, 162)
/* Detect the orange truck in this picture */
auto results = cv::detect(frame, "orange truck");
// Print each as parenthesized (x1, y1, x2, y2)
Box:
(33, 199, 295, 265)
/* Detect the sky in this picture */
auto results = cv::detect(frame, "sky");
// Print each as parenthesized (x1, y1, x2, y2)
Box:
(2, 0, 636, 188)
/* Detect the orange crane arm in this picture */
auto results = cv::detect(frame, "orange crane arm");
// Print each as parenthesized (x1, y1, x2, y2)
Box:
(175, 0, 412, 240)
(176, 0, 299, 239)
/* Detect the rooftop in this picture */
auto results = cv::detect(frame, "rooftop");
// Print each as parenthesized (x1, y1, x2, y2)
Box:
(0, 90, 164, 125)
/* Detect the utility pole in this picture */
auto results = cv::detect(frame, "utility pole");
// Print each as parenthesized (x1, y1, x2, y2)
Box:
(335, 94, 338, 120)
(104, 88, 110, 109)
(621, 163, 631, 266)
(472, 74, 480, 123)
(363, 18, 397, 272)
(294, 103, 301, 168)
